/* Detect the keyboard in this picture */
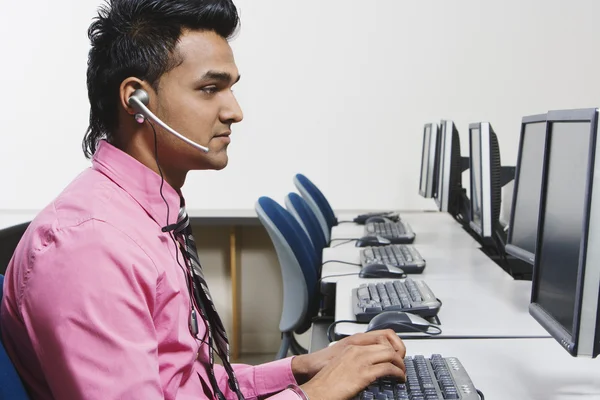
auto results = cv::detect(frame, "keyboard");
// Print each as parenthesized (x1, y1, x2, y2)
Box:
(355, 354, 479, 400)
(364, 221, 415, 244)
(360, 245, 426, 274)
(353, 279, 441, 322)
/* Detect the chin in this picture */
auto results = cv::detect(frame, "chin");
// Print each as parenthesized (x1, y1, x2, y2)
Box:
(189, 146, 229, 170)
(202, 154, 229, 171)
(212, 159, 229, 170)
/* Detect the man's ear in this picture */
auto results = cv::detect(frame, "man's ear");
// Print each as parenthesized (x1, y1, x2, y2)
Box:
(119, 78, 154, 115)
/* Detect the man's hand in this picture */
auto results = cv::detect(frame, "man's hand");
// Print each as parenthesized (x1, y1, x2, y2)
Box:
(291, 329, 406, 383)
(297, 331, 407, 400)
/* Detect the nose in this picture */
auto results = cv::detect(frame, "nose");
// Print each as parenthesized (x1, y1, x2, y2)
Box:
(220, 91, 243, 124)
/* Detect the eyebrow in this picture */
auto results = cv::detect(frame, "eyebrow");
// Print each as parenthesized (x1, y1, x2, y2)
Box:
(199, 70, 241, 85)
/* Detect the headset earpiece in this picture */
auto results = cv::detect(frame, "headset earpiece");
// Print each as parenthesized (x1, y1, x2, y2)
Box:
(128, 89, 150, 124)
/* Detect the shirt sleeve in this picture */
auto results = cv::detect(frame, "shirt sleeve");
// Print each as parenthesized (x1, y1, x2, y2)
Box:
(212, 357, 302, 399)
(18, 219, 164, 399)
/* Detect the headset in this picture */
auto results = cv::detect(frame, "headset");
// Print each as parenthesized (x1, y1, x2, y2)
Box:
(127, 87, 209, 340)
(127, 89, 210, 153)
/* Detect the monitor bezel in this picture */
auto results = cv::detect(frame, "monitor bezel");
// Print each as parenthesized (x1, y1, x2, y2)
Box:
(505, 113, 548, 264)
(436, 120, 449, 211)
(468, 122, 493, 239)
(419, 123, 439, 199)
(530, 107, 600, 357)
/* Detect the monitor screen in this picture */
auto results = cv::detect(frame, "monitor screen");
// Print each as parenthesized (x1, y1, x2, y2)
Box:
(509, 121, 547, 257)
(470, 127, 483, 230)
(420, 125, 432, 195)
(534, 121, 591, 335)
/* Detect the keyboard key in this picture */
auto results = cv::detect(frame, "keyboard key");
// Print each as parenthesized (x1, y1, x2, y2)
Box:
(369, 285, 380, 302)
(357, 285, 371, 301)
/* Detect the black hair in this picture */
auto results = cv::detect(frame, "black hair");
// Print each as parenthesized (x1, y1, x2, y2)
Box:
(83, 0, 239, 158)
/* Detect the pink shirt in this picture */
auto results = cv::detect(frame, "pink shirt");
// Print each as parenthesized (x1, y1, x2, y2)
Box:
(1, 141, 301, 400)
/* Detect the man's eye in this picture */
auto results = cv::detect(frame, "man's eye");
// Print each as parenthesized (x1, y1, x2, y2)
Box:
(201, 86, 218, 94)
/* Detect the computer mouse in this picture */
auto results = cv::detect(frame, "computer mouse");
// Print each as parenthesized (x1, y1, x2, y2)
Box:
(365, 216, 393, 224)
(355, 236, 391, 247)
(359, 263, 406, 279)
(366, 311, 432, 333)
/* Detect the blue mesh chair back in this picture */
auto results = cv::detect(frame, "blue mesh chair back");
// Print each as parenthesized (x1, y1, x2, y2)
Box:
(285, 193, 327, 266)
(255, 197, 319, 336)
(293, 174, 337, 241)
(0, 275, 30, 399)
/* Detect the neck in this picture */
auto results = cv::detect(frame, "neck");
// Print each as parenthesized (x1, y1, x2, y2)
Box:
(111, 135, 187, 190)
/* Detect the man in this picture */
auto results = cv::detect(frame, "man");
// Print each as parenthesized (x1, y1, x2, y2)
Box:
(1, 1, 406, 399)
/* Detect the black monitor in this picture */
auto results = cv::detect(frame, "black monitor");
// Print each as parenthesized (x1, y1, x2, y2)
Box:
(505, 114, 548, 264)
(530, 108, 600, 358)
(468, 122, 503, 240)
(419, 123, 440, 199)
(435, 120, 464, 216)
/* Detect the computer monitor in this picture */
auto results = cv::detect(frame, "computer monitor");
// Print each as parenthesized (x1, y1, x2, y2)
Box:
(435, 120, 464, 216)
(419, 123, 440, 199)
(505, 114, 548, 264)
(530, 108, 600, 358)
(468, 122, 503, 240)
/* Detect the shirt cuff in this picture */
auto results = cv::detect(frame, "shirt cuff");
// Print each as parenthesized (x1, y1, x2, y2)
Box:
(253, 357, 297, 396)
(267, 389, 304, 400)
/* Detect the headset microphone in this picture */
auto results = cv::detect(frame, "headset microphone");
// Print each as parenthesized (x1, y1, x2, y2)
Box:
(127, 89, 210, 153)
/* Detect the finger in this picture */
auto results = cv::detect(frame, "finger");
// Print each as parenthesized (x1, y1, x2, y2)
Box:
(367, 344, 406, 373)
(362, 344, 406, 374)
(389, 352, 406, 374)
(349, 330, 394, 345)
(382, 330, 406, 356)
(360, 344, 400, 366)
(366, 363, 406, 384)
(352, 330, 406, 355)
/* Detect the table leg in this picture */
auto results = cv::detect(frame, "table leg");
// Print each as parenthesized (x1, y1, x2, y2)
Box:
(229, 226, 242, 360)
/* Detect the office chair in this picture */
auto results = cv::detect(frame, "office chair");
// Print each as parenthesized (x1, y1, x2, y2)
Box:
(255, 197, 320, 359)
(293, 174, 338, 242)
(0, 275, 30, 399)
(0, 222, 29, 275)
(284, 192, 327, 265)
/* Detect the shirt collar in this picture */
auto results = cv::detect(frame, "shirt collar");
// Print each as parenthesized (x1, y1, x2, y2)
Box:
(92, 140, 181, 228)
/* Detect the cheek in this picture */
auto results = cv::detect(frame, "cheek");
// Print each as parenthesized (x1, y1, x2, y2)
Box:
(168, 103, 214, 137)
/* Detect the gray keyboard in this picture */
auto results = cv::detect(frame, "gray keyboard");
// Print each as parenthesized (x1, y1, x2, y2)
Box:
(353, 279, 441, 322)
(360, 245, 426, 274)
(364, 221, 416, 244)
(355, 354, 479, 400)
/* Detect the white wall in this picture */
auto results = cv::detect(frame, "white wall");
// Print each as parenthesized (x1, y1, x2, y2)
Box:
(1, 0, 600, 213)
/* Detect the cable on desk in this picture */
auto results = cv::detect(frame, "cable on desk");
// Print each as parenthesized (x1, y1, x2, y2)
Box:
(329, 238, 358, 242)
(377, 322, 442, 336)
(317, 273, 360, 286)
(326, 319, 443, 342)
(321, 260, 361, 266)
(327, 320, 356, 342)
(330, 239, 357, 248)
(477, 389, 485, 399)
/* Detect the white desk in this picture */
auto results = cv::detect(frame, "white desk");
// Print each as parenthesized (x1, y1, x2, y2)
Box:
(321, 244, 513, 283)
(333, 277, 549, 339)
(330, 212, 480, 249)
(401, 338, 600, 400)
